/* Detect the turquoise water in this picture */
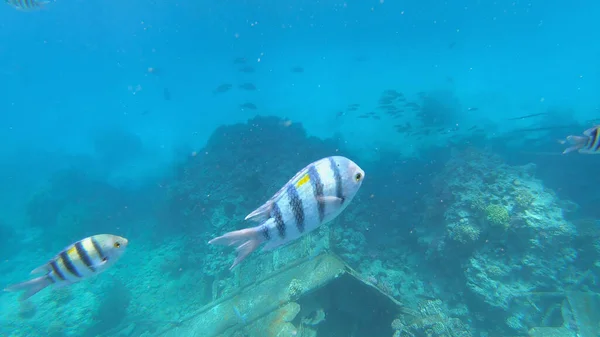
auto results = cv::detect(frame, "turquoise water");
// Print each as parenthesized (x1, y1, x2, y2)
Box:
(0, 1, 599, 336)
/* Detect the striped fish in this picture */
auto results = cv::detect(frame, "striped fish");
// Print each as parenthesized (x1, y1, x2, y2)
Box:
(209, 156, 365, 269)
(4, 234, 128, 301)
(560, 125, 600, 154)
(4, 0, 50, 10)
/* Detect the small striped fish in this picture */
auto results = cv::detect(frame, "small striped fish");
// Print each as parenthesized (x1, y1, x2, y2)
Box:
(560, 125, 600, 154)
(4, 234, 128, 301)
(4, 0, 50, 10)
(209, 156, 365, 269)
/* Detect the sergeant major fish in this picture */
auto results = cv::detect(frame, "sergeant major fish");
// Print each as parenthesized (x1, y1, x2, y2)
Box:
(4, 234, 128, 301)
(209, 156, 365, 269)
(5, 0, 50, 10)
(560, 125, 600, 154)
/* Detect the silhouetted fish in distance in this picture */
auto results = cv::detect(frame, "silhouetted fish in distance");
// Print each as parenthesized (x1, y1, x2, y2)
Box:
(240, 103, 257, 110)
(233, 57, 247, 64)
(291, 66, 304, 73)
(239, 83, 256, 91)
(381, 90, 403, 100)
(213, 84, 232, 94)
(239, 66, 255, 73)
(404, 102, 420, 110)
(506, 112, 548, 120)
(394, 123, 412, 133)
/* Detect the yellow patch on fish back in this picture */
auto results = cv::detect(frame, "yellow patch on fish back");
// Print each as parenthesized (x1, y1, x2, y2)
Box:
(67, 245, 77, 255)
(296, 174, 310, 188)
(67, 245, 79, 262)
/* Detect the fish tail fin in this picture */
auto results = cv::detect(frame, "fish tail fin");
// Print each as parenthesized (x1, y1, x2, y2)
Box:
(561, 135, 588, 154)
(208, 227, 264, 270)
(4, 275, 53, 301)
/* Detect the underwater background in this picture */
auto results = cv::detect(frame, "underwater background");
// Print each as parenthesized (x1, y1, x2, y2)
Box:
(1, 0, 599, 336)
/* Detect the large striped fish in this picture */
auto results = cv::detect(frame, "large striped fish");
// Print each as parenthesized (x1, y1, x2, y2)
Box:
(560, 125, 600, 154)
(4, 0, 50, 10)
(4, 234, 128, 301)
(209, 156, 365, 269)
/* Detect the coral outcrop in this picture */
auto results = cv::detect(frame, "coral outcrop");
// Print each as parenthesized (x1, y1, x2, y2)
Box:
(423, 147, 583, 333)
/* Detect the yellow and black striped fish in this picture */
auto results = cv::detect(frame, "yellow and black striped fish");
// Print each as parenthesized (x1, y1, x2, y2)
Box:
(4, 234, 128, 301)
(560, 125, 600, 155)
(4, 0, 50, 10)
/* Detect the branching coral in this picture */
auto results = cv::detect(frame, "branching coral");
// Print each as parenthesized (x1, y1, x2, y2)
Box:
(514, 189, 535, 209)
(485, 204, 510, 228)
(449, 222, 481, 244)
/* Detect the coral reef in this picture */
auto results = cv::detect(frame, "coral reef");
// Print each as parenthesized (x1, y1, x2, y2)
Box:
(423, 147, 583, 334)
(4, 114, 596, 337)
(390, 299, 472, 337)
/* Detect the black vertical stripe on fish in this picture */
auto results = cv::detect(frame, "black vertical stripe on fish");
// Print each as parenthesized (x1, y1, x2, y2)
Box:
(91, 236, 107, 261)
(308, 165, 325, 222)
(75, 241, 96, 272)
(586, 128, 595, 150)
(271, 203, 286, 239)
(591, 128, 600, 151)
(47, 272, 56, 283)
(50, 260, 66, 281)
(328, 157, 345, 204)
(60, 251, 82, 278)
(261, 224, 271, 240)
(286, 184, 305, 233)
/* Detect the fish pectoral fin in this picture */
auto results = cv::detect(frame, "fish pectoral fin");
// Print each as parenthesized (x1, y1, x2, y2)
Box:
(317, 196, 344, 205)
(92, 258, 109, 269)
(244, 202, 272, 222)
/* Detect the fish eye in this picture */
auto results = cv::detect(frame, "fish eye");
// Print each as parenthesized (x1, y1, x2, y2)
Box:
(114, 242, 121, 248)
(354, 172, 363, 182)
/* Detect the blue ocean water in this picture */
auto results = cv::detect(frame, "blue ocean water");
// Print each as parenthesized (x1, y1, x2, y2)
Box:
(0, 0, 599, 336)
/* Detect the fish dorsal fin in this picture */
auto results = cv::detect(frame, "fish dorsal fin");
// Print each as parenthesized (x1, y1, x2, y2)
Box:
(244, 202, 272, 222)
(583, 126, 599, 137)
(30, 263, 51, 275)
